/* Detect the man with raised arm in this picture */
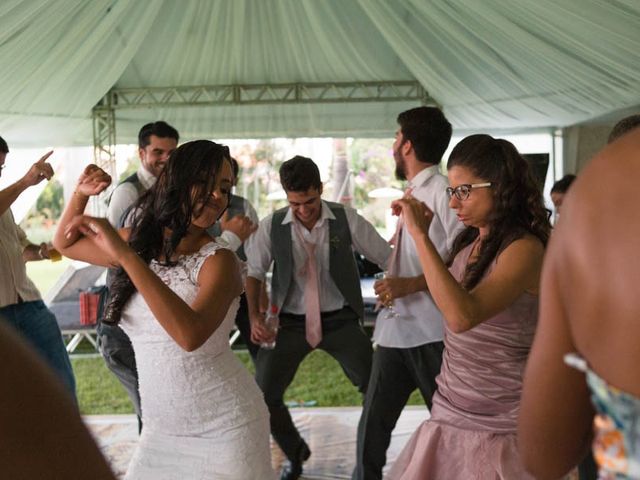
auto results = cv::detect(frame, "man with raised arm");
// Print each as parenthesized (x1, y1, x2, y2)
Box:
(0, 135, 76, 396)
(101, 124, 257, 432)
(100, 121, 179, 431)
(354, 107, 462, 480)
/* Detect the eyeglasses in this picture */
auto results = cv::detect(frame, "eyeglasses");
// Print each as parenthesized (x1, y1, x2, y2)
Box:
(446, 183, 492, 200)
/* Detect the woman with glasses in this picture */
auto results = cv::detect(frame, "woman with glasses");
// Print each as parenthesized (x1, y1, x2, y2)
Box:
(53, 141, 274, 479)
(387, 134, 551, 479)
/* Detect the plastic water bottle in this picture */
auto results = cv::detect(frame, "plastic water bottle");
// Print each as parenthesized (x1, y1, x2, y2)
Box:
(260, 305, 279, 349)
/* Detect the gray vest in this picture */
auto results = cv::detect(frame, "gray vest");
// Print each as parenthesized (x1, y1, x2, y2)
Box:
(120, 172, 145, 196)
(107, 172, 146, 229)
(207, 194, 247, 260)
(270, 201, 364, 320)
(105, 173, 147, 288)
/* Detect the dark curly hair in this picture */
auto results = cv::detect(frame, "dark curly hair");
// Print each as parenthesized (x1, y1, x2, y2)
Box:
(447, 134, 551, 290)
(397, 106, 452, 165)
(279, 156, 321, 192)
(138, 121, 179, 149)
(102, 140, 231, 324)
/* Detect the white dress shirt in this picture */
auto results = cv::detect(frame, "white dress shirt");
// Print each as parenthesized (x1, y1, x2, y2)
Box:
(373, 165, 464, 348)
(246, 200, 391, 315)
(106, 167, 156, 227)
(0, 210, 41, 307)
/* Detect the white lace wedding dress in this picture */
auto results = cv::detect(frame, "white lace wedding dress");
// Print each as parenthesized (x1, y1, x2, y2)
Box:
(120, 242, 274, 479)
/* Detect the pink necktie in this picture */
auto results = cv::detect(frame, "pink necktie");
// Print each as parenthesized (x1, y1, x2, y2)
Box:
(294, 222, 322, 348)
(387, 217, 403, 276)
(387, 187, 413, 276)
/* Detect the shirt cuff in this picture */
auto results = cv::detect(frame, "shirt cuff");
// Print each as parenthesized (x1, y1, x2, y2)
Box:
(246, 270, 266, 283)
(217, 231, 242, 252)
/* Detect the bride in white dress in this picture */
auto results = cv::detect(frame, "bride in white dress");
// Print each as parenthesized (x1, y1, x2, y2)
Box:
(54, 140, 275, 479)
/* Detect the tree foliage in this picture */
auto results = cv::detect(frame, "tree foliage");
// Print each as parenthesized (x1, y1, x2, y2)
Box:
(34, 178, 64, 220)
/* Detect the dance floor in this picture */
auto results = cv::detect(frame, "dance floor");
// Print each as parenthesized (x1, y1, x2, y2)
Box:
(85, 406, 429, 479)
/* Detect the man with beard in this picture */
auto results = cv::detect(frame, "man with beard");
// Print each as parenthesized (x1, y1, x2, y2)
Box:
(106, 121, 179, 227)
(353, 107, 462, 480)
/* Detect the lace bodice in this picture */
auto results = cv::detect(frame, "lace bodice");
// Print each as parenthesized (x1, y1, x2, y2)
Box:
(121, 242, 240, 351)
(119, 242, 262, 436)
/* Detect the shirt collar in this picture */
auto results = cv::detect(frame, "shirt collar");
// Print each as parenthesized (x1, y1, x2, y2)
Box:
(408, 164, 439, 189)
(281, 199, 336, 227)
(137, 166, 157, 190)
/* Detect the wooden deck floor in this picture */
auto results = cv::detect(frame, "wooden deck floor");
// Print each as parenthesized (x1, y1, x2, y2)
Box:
(85, 406, 430, 479)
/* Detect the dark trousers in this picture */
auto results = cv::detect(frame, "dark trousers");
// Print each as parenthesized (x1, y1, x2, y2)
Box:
(0, 301, 76, 399)
(97, 322, 142, 431)
(353, 342, 445, 480)
(234, 293, 259, 361)
(255, 307, 373, 462)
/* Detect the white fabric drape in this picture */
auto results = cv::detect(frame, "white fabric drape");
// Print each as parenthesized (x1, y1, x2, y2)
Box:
(0, 0, 163, 146)
(358, 0, 640, 129)
(0, 0, 638, 146)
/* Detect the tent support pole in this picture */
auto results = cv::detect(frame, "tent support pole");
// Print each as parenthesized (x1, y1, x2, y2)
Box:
(91, 96, 116, 215)
(92, 97, 116, 174)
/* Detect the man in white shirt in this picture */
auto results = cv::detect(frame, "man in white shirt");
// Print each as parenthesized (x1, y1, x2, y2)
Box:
(0, 136, 76, 397)
(353, 107, 463, 480)
(246, 156, 391, 480)
(101, 121, 179, 431)
(106, 121, 179, 227)
(102, 126, 256, 432)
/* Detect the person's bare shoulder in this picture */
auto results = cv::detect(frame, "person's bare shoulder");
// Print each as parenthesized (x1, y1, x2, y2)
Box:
(561, 129, 640, 230)
(553, 129, 640, 390)
(558, 129, 640, 286)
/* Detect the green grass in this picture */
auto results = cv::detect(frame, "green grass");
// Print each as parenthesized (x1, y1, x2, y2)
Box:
(71, 349, 425, 415)
(72, 356, 135, 414)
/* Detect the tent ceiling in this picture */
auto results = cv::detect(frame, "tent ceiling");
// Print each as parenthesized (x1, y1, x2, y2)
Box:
(1, 0, 639, 147)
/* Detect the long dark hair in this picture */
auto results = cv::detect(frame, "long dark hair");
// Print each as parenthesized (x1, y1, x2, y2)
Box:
(447, 134, 551, 290)
(102, 140, 231, 324)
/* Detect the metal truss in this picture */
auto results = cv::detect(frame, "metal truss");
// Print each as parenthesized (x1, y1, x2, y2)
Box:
(90, 80, 432, 186)
(91, 98, 116, 215)
(106, 80, 432, 108)
(92, 98, 116, 172)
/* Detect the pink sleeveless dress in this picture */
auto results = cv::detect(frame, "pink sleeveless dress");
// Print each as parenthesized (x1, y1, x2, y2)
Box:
(388, 241, 537, 480)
